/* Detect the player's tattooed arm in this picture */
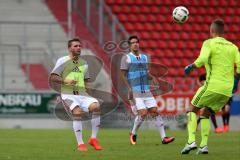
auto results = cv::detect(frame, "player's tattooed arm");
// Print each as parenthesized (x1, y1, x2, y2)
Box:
(49, 73, 77, 85)
(49, 73, 63, 84)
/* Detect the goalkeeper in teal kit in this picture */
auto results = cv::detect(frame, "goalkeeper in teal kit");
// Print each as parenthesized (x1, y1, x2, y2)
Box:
(181, 19, 240, 154)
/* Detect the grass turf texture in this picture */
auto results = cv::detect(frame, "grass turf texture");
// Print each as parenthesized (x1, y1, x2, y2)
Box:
(0, 129, 239, 160)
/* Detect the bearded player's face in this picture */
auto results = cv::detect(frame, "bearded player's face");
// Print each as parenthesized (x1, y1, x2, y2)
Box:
(69, 41, 82, 56)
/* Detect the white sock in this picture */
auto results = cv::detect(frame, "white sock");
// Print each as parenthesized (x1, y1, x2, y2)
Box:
(73, 121, 84, 145)
(155, 116, 166, 140)
(131, 115, 143, 135)
(91, 113, 100, 139)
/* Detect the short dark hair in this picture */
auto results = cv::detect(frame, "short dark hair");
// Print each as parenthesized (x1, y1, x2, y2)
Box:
(128, 35, 139, 45)
(68, 38, 81, 48)
(212, 19, 224, 34)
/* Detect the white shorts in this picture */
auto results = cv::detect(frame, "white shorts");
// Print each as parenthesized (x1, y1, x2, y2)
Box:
(131, 96, 157, 114)
(61, 94, 98, 112)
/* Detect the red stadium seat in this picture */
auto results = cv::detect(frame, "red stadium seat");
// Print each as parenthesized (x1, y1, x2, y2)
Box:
(124, 23, 134, 31)
(192, 24, 202, 31)
(168, 68, 178, 76)
(140, 6, 150, 13)
(216, 8, 225, 15)
(171, 58, 181, 67)
(198, 7, 206, 15)
(159, 32, 169, 40)
(178, 68, 185, 77)
(106, 0, 115, 5)
(157, 40, 167, 48)
(121, 6, 131, 13)
(162, 23, 172, 31)
(154, 23, 162, 31)
(168, 41, 177, 49)
(189, 7, 198, 15)
(181, 0, 192, 5)
(154, 49, 164, 57)
(130, 6, 140, 13)
(189, 32, 198, 40)
(137, 14, 146, 22)
(164, 49, 175, 58)
(151, 6, 159, 14)
(175, 49, 184, 58)
(204, 16, 212, 24)
(125, 0, 136, 5)
(151, 32, 160, 40)
(175, 78, 184, 85)
(182, 58, 190, 66)
(218, 0, 228, 6)
(147, 14, 157, 22)
(158, 6, 169, 14)
(173, 24, 184, 31)
(134, 0, 142, 5)
(169, 32, 178, 40)
(162, 58, 171, 66)
(144, 23, 154, 31)
(186, 41, 196, 49)
(156, 15, 166, 22)
(185, 78, 193, 85)
(134, 23, 144, 30)
(209, 0, 218, 6)
(182, 85, 191, 92)
(183, 50, 193, 58)
(118, 14, 127, 22)
(148, 40, 158, 49)
(207, 7, 215, 15)
(140, 31, 151, 40)
(107, 0, 239, 90)
(179, 32, 188, 40)
(176, 41, 185, 49)
(115, 0, 125, 5)
(111, 5, 121, 13)
(128, 14, 137, 22)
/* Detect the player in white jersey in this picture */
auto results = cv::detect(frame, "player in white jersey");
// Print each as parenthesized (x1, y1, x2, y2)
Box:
(49, 38, 102, 152)
(120, 35, 174, 145)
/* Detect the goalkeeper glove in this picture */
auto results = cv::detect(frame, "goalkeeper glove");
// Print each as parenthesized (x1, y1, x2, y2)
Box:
(184, 64, 194, 75)
(233, 77, 239, 93)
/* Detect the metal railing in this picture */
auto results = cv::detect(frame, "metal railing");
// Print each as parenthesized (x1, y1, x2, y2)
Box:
(73, 0, 129, 46)
(0, 44, 54, 91)
(0, 21, 73, 91)
(0, 21, 74, 57)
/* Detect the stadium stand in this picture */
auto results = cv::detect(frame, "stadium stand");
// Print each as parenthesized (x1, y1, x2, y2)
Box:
(105, 0, 240, 92)
(44, 0, 240, 92)
(0, 0, 67, 90)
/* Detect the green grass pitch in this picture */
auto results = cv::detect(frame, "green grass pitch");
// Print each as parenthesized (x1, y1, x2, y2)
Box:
(0, 129, 239, 160)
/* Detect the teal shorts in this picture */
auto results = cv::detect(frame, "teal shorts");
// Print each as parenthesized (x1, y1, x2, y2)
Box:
(191, 86, 230, 112)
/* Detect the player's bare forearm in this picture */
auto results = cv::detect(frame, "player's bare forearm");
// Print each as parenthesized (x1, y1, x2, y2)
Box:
(120, 70, 133, 100)
(85, 79, 92, 95)
(49, 73, 63, 92)
(120, 70, 132, 91)
(49, 74, 77, 86)
(49, 73, 63, 84)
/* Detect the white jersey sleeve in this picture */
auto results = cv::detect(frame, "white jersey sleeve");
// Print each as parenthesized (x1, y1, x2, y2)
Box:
(51, 57, 67, 75)
(120, 54, 131, 70)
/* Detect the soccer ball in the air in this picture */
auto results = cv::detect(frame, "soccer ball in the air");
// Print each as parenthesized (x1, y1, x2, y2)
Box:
(172, 6, 189, 23)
